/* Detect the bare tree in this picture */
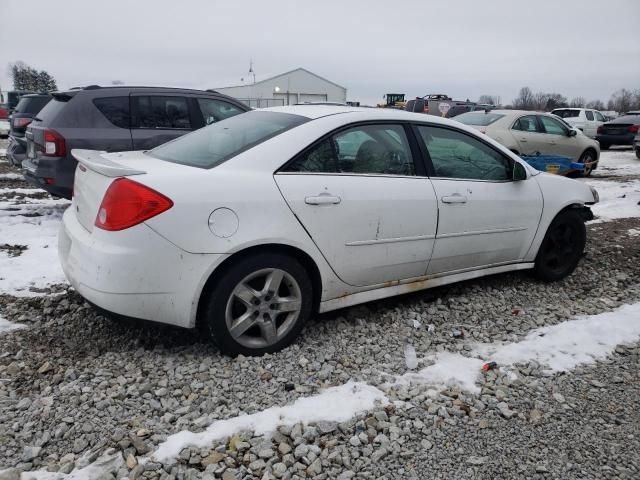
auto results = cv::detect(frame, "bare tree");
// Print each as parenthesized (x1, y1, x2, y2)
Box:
(478, 94, 501, 106)
(569, 97, 586, 108)
(533, 92, 548, 111)
(513, 87, 535, 110)
(586, 99, 605, 110)
(609, 88, 633, 114)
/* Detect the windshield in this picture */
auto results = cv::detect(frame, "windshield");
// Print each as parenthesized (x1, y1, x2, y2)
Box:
(454, 111, 505, 126)
(148, 111, 309, 169)
(552, 109, 580, 118)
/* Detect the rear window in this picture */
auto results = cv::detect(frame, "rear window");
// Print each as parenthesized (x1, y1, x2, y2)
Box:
(34, 97, 70, 123)
(454, 111, 505, 126)
(14, 96, 51, 115)
(93, 97, 130, 128)
(552, 109, 580, 118)
(148, 111, 308, 169)
(610, 115, 640, 124)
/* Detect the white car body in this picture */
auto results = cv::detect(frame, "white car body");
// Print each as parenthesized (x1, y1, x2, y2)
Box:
(59, 106, 597, 340)
(550, 108, 606, 138)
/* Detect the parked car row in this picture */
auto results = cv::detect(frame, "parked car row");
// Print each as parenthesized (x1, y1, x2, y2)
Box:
(454, 110, 601, 175)
(7, 94, 52, 166)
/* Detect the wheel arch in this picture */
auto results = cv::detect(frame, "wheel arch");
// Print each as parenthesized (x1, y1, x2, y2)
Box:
(194, 243, 322, 330)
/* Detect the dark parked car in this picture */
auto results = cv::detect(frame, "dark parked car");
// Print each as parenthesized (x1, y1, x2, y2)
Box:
(23, 86, 250, 198)
(7, 94, 52, 166)
(595, 114, 640, 150)
(6, 90, 37, 112)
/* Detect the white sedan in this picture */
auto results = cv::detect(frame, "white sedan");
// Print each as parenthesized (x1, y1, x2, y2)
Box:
(454, 110, 601, 176)
(60, 106, 598, 355)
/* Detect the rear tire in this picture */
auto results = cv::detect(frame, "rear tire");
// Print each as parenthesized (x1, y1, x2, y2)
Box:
(201, 253, 313, 356)
(534, 210, 586, 282)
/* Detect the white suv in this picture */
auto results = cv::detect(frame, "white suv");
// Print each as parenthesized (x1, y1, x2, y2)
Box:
(551, 108, 606, 139)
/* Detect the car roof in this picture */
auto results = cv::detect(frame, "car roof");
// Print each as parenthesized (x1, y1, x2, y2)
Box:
(61, 85, 232, 95)
(261, 105, 462, 125)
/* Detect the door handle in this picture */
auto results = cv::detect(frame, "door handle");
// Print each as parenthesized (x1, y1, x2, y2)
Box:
(519, 138, 527, 142)
(441, 194, 468, 204)
(305, 194, 341, 205)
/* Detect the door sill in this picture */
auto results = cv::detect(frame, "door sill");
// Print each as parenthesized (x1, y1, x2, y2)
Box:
(319, 263, 534, 313)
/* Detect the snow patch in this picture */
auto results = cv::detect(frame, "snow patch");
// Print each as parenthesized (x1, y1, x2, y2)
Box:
(152, 381, 387, 463)
(0, 314, 26, 334)
(582, 179, 640, 222)
(629, 228, 640, 237)
(592, 149, 640, 177)
(16, 450, 123, 479)
(0, 173, 23, 180)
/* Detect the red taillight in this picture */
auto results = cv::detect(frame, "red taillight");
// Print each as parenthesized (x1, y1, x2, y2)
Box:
(95, 178, 173, 231)
(43, 129, 66, 157)
(597, 126, 604, 134)
(630, 125, 639, 134)
(424, 106, 429, 113)
(14, 117, 32, 129)
(0, 108, 8, 119)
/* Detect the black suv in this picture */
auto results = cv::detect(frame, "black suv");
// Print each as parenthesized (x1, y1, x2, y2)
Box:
(7, 94, 52, 166)
(23, 86, 250, 198)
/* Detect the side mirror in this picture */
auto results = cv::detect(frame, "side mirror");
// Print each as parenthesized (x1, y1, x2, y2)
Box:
(513, 162, 527, 181)
(568, 129, 577, 137)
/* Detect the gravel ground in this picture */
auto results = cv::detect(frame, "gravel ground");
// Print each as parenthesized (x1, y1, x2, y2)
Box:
(1, 139, 639, 479)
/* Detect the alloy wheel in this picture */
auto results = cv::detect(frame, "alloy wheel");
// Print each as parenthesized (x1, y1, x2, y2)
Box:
(225, 268, 302, 349)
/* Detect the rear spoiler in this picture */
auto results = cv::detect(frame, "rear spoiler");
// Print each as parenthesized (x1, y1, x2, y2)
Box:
(71, 149, 146, 177)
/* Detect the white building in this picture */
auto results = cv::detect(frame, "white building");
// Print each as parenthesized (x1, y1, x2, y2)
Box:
(213, 67, 347, 108)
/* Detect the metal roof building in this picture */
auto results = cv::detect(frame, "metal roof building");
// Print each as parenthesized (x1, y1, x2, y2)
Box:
(213, 67, 347, 108)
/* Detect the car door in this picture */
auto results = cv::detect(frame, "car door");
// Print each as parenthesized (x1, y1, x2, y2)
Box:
(275, 123, 438, 287)
(130, 94, 196, 150)
(594, 111, 606, 137)
(510, 114, 548, 154)
(583, 110, 597, 138)
(414, 124, 543, 275)
(538, 114, 580, 159)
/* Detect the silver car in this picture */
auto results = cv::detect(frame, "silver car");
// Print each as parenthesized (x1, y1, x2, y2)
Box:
(455, 109, 600, 175)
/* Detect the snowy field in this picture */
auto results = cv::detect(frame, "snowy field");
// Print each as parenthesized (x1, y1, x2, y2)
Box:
(1, 144, 639, 479)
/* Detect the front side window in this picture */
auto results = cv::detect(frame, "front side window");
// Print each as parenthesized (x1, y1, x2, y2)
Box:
(595, 111, 606, 122)
(286, 124, 415, 176)
(134, 96, 191, 129)
(197, 98, 245, 125)
(512, 115, 541, 132)
(585, 110, 594, 121)
(149, 111, 307, 169)
(93, 97, 130, 128)
(539, 115, 568, 135)
(417, 125, 512, 181)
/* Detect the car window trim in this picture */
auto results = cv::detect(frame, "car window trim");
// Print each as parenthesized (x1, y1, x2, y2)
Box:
(411, 122, 516, 182)
(276, 120, 427, 177)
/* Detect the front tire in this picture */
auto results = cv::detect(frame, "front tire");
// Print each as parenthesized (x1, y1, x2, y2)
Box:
(579, 149, 597, 177)
(534, 210, 586, 282)
(202, 253, 313, 356)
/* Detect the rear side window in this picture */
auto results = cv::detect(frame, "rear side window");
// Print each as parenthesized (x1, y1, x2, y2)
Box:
(148, 111, 308, 169)
(286, 124, 415, 176)
(454, 111, 505, 126)
(93, 97, 130, 128)
(595, 111, 606, 122)
(512, 115, 541, 132)
(14, 96, 51, 115)
(134, 96, 191, 129)
(197, 98, 245, 125)
(585, 111, 594, 121)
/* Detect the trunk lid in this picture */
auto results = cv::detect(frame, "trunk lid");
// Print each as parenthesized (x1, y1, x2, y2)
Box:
(72, 149, 147, 232)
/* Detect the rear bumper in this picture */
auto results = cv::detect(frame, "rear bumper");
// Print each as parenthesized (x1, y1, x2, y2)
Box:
(59, 207, 227, 328)
(595, 133, 634, 146)
(22, 156, 73, 198)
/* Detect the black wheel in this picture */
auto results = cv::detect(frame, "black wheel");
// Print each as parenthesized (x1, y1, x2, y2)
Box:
(635, 148, 640, 160)
(579, 149, 597, 177)
(599, 142, 610, 150)
(202, 253, 313, 356)
(534, 210, 586, 282)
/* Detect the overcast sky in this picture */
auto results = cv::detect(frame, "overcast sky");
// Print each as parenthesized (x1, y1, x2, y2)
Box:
(1, 0, 638, 106)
